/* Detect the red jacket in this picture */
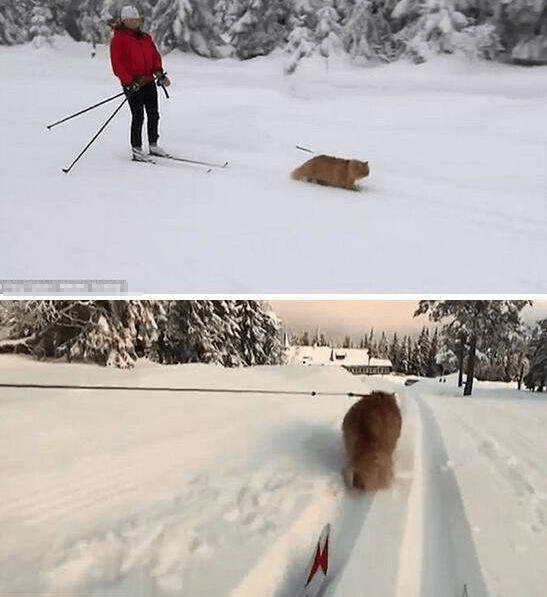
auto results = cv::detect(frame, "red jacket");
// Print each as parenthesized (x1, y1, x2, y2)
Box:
(110, 27, 162, 86)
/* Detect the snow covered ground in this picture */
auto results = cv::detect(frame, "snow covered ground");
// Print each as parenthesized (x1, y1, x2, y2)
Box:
(1, 38, 547, 292)
(1, 355, 547, 597)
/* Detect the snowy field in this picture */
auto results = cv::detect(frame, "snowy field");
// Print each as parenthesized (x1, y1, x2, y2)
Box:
(1, 356, 547, 597)
(1, 38, 547, 292)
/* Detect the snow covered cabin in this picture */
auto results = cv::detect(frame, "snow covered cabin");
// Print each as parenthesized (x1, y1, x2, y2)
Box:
(285, 345, 392, 375)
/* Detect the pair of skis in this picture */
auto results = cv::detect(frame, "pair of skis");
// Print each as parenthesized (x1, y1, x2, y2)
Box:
(134, 152, 228, 172)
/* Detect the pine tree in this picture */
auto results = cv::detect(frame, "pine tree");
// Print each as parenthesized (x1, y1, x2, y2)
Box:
(161, 300, 282, 367)
(344, 0, 403, 62)
(415, 300, 531, 395)
(495, 0, 547, 63)
(398, 335, 410, 374)
(151, 0, 224, 56)
(408, 337, 420, 375)
(2, 300, 165, 367)
(389, 332, 401, 372)
(236, 300, 283, 365)
(0, 1, 30, 45)
(428, 327, 439, 377)
(315, 0, 344, 58)
(228, 0, 289, 59)
(163, 300, 223, 364)
(284, 22, 315, 73)
(525, 319, 547, 391)
(415, 327, 430, 376)
(377, 330, 388, 358)
(435, 343, 457, 377)
(29, 3, 56, 47)
(392, 0, 501, 62)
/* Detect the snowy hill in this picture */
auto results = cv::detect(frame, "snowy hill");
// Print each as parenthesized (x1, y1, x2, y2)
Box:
(1, 39, 547, 292)
(1, 355, 546, 596)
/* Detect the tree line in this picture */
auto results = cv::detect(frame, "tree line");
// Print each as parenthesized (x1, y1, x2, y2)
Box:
(1, 299, 546, 395)
(2, 0, 546, 67)
(0, 300, 284, 368)
(290, 300, 547, 393)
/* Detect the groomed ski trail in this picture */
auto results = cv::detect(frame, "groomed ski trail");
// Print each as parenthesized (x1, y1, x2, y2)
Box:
(415, 385, 547, 597)
(413, 395, 490, 597)
(233, 386, 491, 597)
(226, 387, 419, 597)
(0, 366, 498, 597)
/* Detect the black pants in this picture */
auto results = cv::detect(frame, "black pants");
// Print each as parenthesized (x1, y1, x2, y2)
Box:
(125, 82, 159, 149)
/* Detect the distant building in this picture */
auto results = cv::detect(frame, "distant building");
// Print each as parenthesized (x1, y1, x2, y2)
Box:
(285, 345, 392, 375)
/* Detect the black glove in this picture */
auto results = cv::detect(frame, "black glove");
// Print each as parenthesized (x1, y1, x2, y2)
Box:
(124, 76, 143, 93)
(155, 71, 169, 87)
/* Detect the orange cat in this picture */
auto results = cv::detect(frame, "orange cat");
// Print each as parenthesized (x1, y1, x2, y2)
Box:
(291, 155, 370, 190)
(341, 391, 402, 491)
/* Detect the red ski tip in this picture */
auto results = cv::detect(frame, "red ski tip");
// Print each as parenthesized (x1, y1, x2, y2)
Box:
(306, 524, 330, 587)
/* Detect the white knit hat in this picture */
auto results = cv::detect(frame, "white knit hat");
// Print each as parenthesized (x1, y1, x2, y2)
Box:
(121, 5, 140, 20)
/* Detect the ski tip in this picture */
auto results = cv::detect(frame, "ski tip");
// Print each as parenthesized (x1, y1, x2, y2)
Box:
(61, 168, 69, 174)
(304, 522, 330, 596)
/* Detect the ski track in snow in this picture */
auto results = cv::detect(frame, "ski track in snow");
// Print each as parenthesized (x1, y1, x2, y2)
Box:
(2, 361, 547, 596)
(412, 384, 547, 597)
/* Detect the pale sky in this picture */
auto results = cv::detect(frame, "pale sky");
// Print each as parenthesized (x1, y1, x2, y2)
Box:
(270, 299, 547, 342)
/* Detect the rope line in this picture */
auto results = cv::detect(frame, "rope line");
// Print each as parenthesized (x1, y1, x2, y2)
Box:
(0, 382, 367, 398)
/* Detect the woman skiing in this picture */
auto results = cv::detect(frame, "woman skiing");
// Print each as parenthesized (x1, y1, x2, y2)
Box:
(110, 5, 171, 162)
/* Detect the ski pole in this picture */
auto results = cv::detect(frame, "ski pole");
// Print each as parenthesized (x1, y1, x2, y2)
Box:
(46, 91, 126, 130)
(62, 96, 128, 174)
(159, 83, 169, 99)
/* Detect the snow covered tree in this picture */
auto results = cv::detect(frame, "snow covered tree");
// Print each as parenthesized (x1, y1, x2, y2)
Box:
(392, 0, 501, 62)
(495, 0, 547, 62)
(473, 329, 530, 384)
(316, 0, 344, 57)
(284, 22, 316, 72)
(239, 300, 283, 365)
(415, 327, 430, 376)
(377, 330, 389, 358)
(226, 0, 289, 59)
(29, 4, 56, 47)
(162, 300, 223, 365)
(408, 337, 421, 375)
(151, 0, 224, 56)
(388, 332, 401, 372)
(69, 300, 166, 367)
(296, 330, 311, 346)
(62, 0, 143, 45)
(214, 0, 241, 38)
(396, 335, 409, 374)
(161, 300, 282, 367)
(436, 328, 464, 381)
(2, 300, 165, 367)
(435, 344, 457, 376)
(415, 300, 531, 395)
(403, 336, 414, 374)
(318, 331, 330, 346)
(344, 0, 403, 62)
(428, 327, 440, 376)
(525, 319, 547, 391)
(0, 1, 30, 45)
